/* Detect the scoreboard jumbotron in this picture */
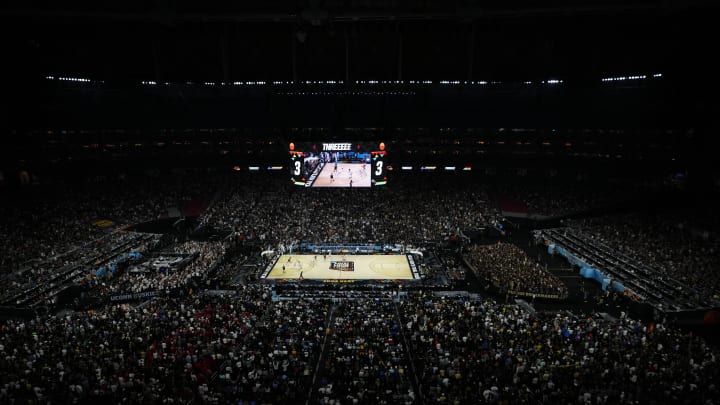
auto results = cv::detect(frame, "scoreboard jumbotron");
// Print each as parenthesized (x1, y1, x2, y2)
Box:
(289, 141, 388, 188)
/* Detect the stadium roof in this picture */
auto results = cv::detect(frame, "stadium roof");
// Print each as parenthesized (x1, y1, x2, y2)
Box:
(2, 1, 715, 83)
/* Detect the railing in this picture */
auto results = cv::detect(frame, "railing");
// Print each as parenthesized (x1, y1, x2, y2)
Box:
(538, 228, 712, 311)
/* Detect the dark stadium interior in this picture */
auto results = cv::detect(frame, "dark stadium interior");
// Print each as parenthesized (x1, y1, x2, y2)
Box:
(1, 1, 720, 404)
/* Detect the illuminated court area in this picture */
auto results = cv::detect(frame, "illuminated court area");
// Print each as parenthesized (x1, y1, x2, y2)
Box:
(264, 254, 416, 280)
(311, 162, 371, 187)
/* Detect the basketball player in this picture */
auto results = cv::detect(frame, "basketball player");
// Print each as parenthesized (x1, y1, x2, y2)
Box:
(282, 264, 286, 273)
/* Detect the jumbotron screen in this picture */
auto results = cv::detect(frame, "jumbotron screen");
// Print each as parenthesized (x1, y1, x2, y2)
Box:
(289, 141, 387, 187)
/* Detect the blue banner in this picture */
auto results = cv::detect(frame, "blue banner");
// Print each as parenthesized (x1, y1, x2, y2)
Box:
(93, 251, 143, 278)
(550, 244, 618, 291)
(545, 239, 640, 298)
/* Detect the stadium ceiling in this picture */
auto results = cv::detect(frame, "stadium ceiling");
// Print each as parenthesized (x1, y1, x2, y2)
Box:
(0, 0, 714, 23)
(1, 0, 715, 85)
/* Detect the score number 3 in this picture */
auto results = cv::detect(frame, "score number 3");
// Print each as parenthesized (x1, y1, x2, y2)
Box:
(375, 160, 383, 176)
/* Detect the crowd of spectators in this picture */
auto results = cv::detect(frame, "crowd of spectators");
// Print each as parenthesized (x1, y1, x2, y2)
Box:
(400, 292, 719, 404)
(2, 288, 718, 403)
(0, 171, 220, 276)
(465, 242, 568, 298)
(210, 253, 253, 287)
(316, 299, 416, 404)
(94, 240, 229, 297)
(197, 175, 272, 232)
(493, 183, 635, 218)
(0, 286, 331, 404)
(0, 286, 270, 403)
(441, 256, 468, 288)
(201, 177, 501, 250)
(211, 296, 329, 403)
(0, 231, 162, 305)
(522, 189, 608, 217)
(567, 214, 720, 301)
(3, 170, 720, 404)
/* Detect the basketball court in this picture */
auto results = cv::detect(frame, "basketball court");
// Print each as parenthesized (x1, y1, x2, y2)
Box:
(311, 162, 371, 187)
(263, 254, 416, 280)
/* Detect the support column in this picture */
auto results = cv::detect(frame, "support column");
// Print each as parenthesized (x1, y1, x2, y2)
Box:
(220, 29, 230, 83)
(344, 27, 350, 84)
(291, 31, 298, 82)
(467, 22, 476, 81)
(397, 28, 403, 81)
(152, 38, 162, 83)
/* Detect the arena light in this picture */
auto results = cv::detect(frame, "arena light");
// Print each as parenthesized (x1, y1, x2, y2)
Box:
(267, 166, 284, 171)
(401, 166, 413, 170)
(248, 166, 260, 171)
(462, 166, 472, 171)
(420, 166, 436, 171)
(54, 76, 92, 82)
(444, 166, 456, 171)
(601, 74, 655, 82)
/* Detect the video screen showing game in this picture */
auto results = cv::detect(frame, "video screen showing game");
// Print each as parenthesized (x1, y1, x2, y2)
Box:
(289, 141, 387, 188)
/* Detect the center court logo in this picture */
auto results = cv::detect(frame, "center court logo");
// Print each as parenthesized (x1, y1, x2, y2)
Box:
(329, 261, 355, 271)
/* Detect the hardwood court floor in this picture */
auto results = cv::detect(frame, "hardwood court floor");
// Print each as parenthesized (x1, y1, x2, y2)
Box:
(311, 162, 371, 187)
(267, 254, 414, 280)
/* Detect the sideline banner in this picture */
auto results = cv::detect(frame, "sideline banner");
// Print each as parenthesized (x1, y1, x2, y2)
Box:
(110, 291, 157, 303)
